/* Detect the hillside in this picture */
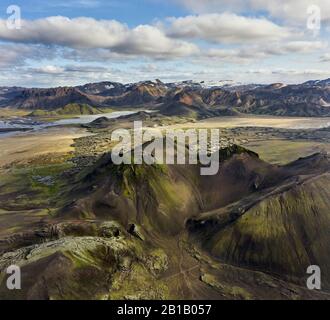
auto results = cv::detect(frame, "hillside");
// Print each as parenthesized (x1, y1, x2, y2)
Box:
(29, 103, 106, 117)
(188, 153, 330, 290)
(2, 78, 330, 116)
(1, 144, 329, 299)
(0, 87, 103, 110)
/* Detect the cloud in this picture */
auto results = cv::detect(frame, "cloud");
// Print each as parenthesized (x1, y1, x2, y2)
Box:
(0, 44, 56, 69)
(0, 6, 329, 87)
(204, 48, 260, 63)
(167, 13, 292, 43)
(0, 14, 325, 67)
(13, 64, 120, 87)
(174, 0, 330, 24)
(28, 64, 115, 77)
(31, 65, 65, 74)
(263, 40, 327, 55)
(320, 53, 330, 62)
(202, 41, 327, 64)
(0, 45, 29, 68)
(111, 24, 199, 57)
(0, 16, 198, 58)
(246, 68, 330, 76)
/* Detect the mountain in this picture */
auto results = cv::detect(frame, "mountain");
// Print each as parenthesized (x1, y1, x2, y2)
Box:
(162, 82, 330, 117)
(49, 149, 330, 295)
(236, 84, 330, 116)
(2, 78, 330, 116)
(76, 81, 126, 97)
(29, 103, 105, 116)
(1, 144, 330, 299)
(0, 87, 103, 110)
(0, 87, 25, 105)
(103, 81, 168, 107)
(303, 79, 330, 87)
(188, 153, 330, 290)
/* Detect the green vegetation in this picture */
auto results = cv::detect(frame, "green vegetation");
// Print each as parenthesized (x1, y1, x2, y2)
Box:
(0, 155, 73, 211)
(0, 108, 30, 118)
(196, 174, 330, 285)
(0, 230, 170, 300)
(201, 273, 253, 299)
(29, 103, 113, 118)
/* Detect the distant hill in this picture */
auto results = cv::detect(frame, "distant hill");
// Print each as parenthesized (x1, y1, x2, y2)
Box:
(1, 87, 102, 110)
(29, 103, 105, 117)
(2, 78, 330, 117)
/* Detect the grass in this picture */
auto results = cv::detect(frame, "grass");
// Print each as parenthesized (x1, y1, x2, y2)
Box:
(0, 108, 30, 118)
(28, 104, 115, 121)
(0, 160, 72, 211)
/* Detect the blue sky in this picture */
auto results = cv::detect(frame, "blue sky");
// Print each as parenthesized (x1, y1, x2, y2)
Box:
(0, 0, 283, 24)
(0, 0, 187, 25)
(0, 0, 330, 87)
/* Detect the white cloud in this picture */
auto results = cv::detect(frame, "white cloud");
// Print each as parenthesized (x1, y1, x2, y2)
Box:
(32, 65, 65, 74)
(236, 67, 330, 84)
(263, 41, 327, 55)
(320, 53, 330, 62)
(168, 13, 292, 43)
(175, 0, 330, 24)
(0, 14, 325, 66)
(247, 68, 330, 76)
(0, 6, 329, 87)
(202, 41, 327, 64)
(0, 44, 56, 69)
(112, 24, 199, 57)
(0, 16, 198, 58)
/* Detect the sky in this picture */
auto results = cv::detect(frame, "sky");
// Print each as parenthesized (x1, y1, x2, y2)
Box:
(0, 0, 330, 87)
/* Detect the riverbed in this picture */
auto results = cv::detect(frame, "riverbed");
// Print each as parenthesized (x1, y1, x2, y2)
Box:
(0, 110, 140, 137)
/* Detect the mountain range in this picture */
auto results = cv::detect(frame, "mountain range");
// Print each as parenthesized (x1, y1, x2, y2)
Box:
(1, 78, 330, 117)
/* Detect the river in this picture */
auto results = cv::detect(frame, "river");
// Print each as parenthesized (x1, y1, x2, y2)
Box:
(1, 114, 330, 138)
(0, 110, 141, 137)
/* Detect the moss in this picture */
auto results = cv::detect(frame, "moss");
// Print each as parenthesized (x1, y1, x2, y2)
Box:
(201, 273, 253, 300)
(108, 264, 169, 300)
(200, 174, 330, 283)
(0, 234, 172, 300)
(0, 159, 73, 210)
(144, 248, 169, 276)
(29, 104, 113, 118)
